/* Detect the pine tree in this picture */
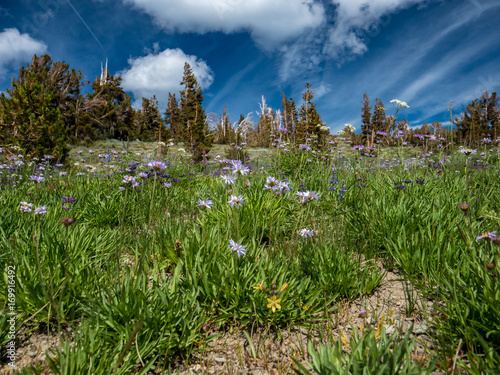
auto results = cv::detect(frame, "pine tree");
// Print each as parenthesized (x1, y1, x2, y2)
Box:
(256, 96, 274, 147)
(452, 92, 499, 147)
(0, 74, 67, 159)
(178, 62, 213, 161)
(77, 73, 134, 143)
(0, 54, 82, 159)
(288, 97, 299, 143)
(297, 83, 325, 144)
(361, 93, 372, 144)
(165, 93, 181, 142)
(134, 96, 167, 142)
(372, 98, 388, 133)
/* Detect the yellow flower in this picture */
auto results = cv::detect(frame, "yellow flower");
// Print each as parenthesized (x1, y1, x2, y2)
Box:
(279, 283, 289, 293)
(266, 295, 281, 313)
(253, 281, 265, 291)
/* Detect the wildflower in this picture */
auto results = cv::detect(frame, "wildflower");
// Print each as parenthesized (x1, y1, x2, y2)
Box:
(221, 174, 236, 185)
(299, 144, 311, 151)
(147, 160, 167, 170)
(253, 281, 266, 291)
(353, 145, 365, 150)
(297, 191, 321, 202)
(119, 186, 125, 191)
(20, 201, 33, 213)
(197, 199, 213, 209)
(89, 150, 95, 154)
(477, 231, 497, 241)
(299, 229, 314, 238)
(458, 148, 477, 156)
(266, 295, 282, 313)
(29, 175, 44, 183)
(228, 195, 245, 209)
(162, 183, 172, 188)
(59, 172, 67, 176)
(358, 310, 367, 318)
(122, 175, 136, 184)
(229, 239, 246, 257)
(459, 203, 469, 212)
(231, 162, 250, 176)
(62, 196, 75, 204)
(274, 180, 292, 194)
(34, 206, 47, 215)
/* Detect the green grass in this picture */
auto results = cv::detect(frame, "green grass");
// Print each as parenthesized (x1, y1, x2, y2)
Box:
(1, 140, 499, 374)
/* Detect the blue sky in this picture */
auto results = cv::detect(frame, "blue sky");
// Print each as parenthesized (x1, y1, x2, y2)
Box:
(1, 0, 499, 133)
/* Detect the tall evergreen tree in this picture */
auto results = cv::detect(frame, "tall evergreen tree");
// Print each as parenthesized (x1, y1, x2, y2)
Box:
(297, 83, 325, 144)
(165, 93, 181, 142)
(0, 54, 82, 158)
(178, 62, 213, 161)
(451, 92, 499, 146)
(288, 97, 299, 143)
(76, 73, 134, 142)
(360, 93, 372, 143)
(372, 98, 388, 133)
(134, 96, 167, 142)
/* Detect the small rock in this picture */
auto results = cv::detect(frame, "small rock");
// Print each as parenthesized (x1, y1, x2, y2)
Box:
(213, 357, 226, 363)
(413, 322, 428, 335)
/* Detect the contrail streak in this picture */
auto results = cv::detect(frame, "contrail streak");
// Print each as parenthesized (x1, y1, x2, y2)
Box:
(66, 0, 104, 49)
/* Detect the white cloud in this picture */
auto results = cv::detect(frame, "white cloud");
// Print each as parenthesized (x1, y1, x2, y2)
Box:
(119, 48, 214, 109)
(121, 0, 325, 49)
(0, 28, 47, 77)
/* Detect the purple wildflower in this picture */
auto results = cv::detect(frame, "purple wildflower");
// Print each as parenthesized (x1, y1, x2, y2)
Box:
(229, 239, 246, 257)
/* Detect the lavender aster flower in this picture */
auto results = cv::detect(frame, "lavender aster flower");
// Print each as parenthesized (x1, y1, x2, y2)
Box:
(147, 160, 167, 170)
(477, 231, 497, 241)
(229, 239, 246, 257)
(197, 199, 213, 209)
(228, 195, 245, 208)
(34, 206, 47, 215)
(221, 174, 237, 185)
(29, 175, 44, 183)
(122, 175, 136, 184)
(299, 229, 314, 238)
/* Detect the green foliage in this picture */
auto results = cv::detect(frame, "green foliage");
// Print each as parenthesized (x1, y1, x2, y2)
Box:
(178, 62, 214, 162)
(293, 326, 437, 374)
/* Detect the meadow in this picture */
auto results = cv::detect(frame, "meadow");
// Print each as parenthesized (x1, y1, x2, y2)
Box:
(1, 138, 499, 374)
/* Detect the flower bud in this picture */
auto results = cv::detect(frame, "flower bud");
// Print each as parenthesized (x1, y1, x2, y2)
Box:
(486, 262, 495, 270)
(61, 217, 76, 227)
(459, 203, 469, 212)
